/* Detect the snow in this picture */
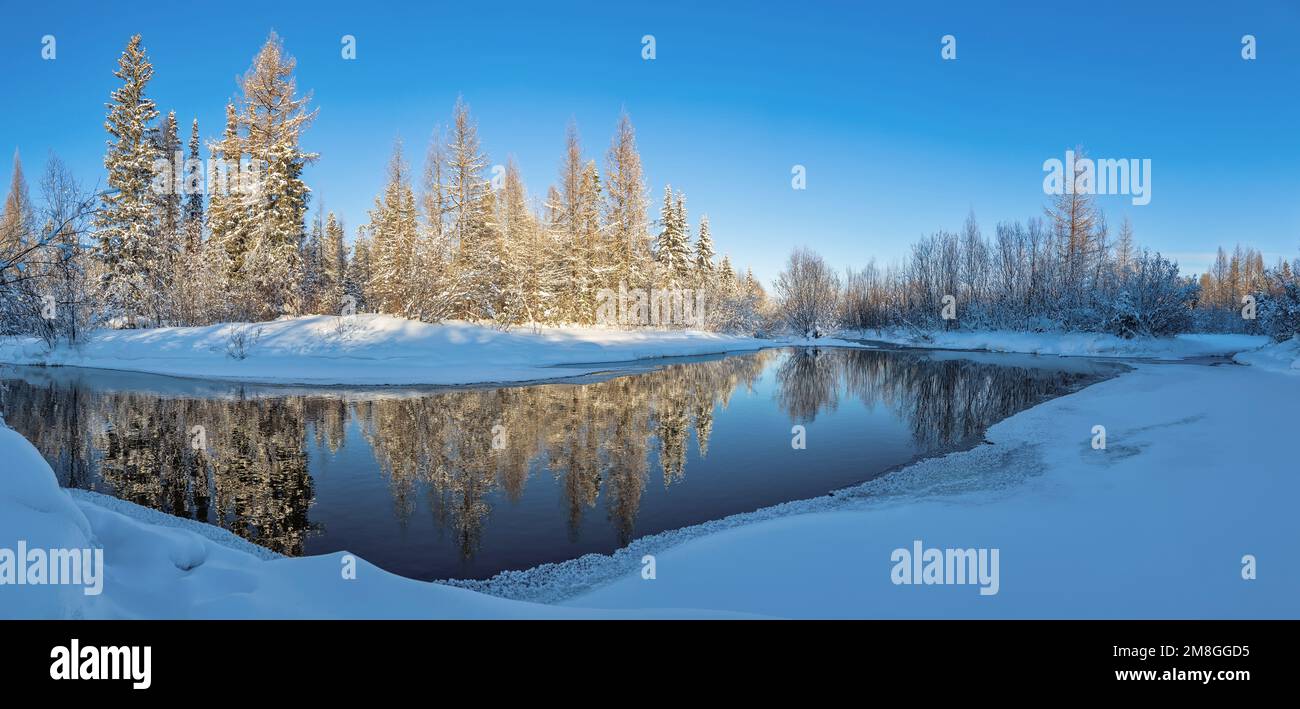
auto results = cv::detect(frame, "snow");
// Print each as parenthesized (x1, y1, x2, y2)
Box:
(0, 415, 754, 619)
(0, 314, 781, 386)
(548, 358, 1298, 618)
(849, 328, 1271, 360)
(2, 326, 1294, 619)
(1233, 335, 1300, 375)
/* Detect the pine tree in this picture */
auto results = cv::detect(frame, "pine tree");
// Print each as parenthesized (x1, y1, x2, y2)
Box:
(96, 34, 163, 327)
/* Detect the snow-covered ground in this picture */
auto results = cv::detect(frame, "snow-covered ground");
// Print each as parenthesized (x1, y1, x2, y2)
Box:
(849, 328, 1271, 360)
(2, 330, 1295, 619)
(0, 314, 791, 386)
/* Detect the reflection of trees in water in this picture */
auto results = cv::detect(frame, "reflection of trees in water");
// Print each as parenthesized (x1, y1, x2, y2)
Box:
(776, 348, 1094, 449)
(362, 354, 771, 551)
(0, 353, 768, 557)
(1, 383, 315, 555)
(0, 348, 1090, 561)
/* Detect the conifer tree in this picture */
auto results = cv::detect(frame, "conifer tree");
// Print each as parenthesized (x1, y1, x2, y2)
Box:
(184, 118, 204, 252)
(96, 34, 163, 326)
(603, 112, 649, 289)
(237, 32, 317, 318)
(693, 213, 715, 285)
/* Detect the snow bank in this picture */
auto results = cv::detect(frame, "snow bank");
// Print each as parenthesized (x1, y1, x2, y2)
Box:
(469, 362, 1299, 618)
(0, 415, 753, 619)
(1233, 335, 1300, 375)
(0, 315, 779, 386)
(850, 329, 1270, 360)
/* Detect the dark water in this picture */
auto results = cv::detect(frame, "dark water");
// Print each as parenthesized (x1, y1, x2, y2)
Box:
(0, 348, 1122, 581)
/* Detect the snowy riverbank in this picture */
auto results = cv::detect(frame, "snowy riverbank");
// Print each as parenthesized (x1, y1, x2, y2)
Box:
(2, 333, 1295, 618)
(0, 314, 793, 386)
(847, 328, 1271, 360)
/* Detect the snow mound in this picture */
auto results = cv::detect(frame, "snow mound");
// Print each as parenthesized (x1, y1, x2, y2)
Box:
(1233, 335, 1300, 375)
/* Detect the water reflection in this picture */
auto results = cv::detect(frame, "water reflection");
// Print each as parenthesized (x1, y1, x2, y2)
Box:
(0, 348, 1117, 579)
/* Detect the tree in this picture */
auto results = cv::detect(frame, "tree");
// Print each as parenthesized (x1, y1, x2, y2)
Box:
(693, 213, 715, 286)
(366, 139, 419, 316)
(775, 247, 840, 337)
(319, 211, 347, 314)
(444, 98, 499, 320)
(603, 112, 650, 289)
(654, 185, 690, 283)
(184, 118, 204, 252)
(96, 34, 164, 327)
(236, 31, 317, 319)
(208, 103, 247, 289)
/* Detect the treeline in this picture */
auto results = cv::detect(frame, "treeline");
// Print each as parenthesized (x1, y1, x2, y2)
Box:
(774, 170, 1300, 341)
(0, 32, 771, 346)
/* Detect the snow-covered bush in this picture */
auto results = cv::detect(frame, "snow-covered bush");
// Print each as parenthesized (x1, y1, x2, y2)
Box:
(1257, 271, 1300, 342)
(1102, 251, 1196, 338)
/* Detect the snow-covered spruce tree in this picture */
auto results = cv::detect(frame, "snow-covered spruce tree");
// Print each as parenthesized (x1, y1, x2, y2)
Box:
(236, 32, 317, 320)
(603, 112, 650, 291)
(345, 227, 372, 311)
(693, 213, 715, 287)
(207, 103, 247, 296)
(653, 185, 691, 286)
(96, 34, 164, 328)
(184, 118, 204, 252)
(154, 110, 183, 242)
(366, 140, 419, 317)
(319, 211, 347, 314)
(300, 209, 325, 313)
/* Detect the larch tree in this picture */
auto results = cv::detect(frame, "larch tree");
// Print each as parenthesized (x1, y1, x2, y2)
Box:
(603, 112, 649, 289)
(444, 99, 500, 320)
(236, 31, 317, 319)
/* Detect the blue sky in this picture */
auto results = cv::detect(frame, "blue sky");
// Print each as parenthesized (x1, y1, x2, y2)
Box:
(2, 0, 1297, 284)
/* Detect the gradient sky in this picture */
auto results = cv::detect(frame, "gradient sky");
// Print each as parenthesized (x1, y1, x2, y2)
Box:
(2, 0, 1297, 285)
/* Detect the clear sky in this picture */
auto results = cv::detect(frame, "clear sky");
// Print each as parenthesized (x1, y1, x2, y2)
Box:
(2, 0, 1297, 285)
